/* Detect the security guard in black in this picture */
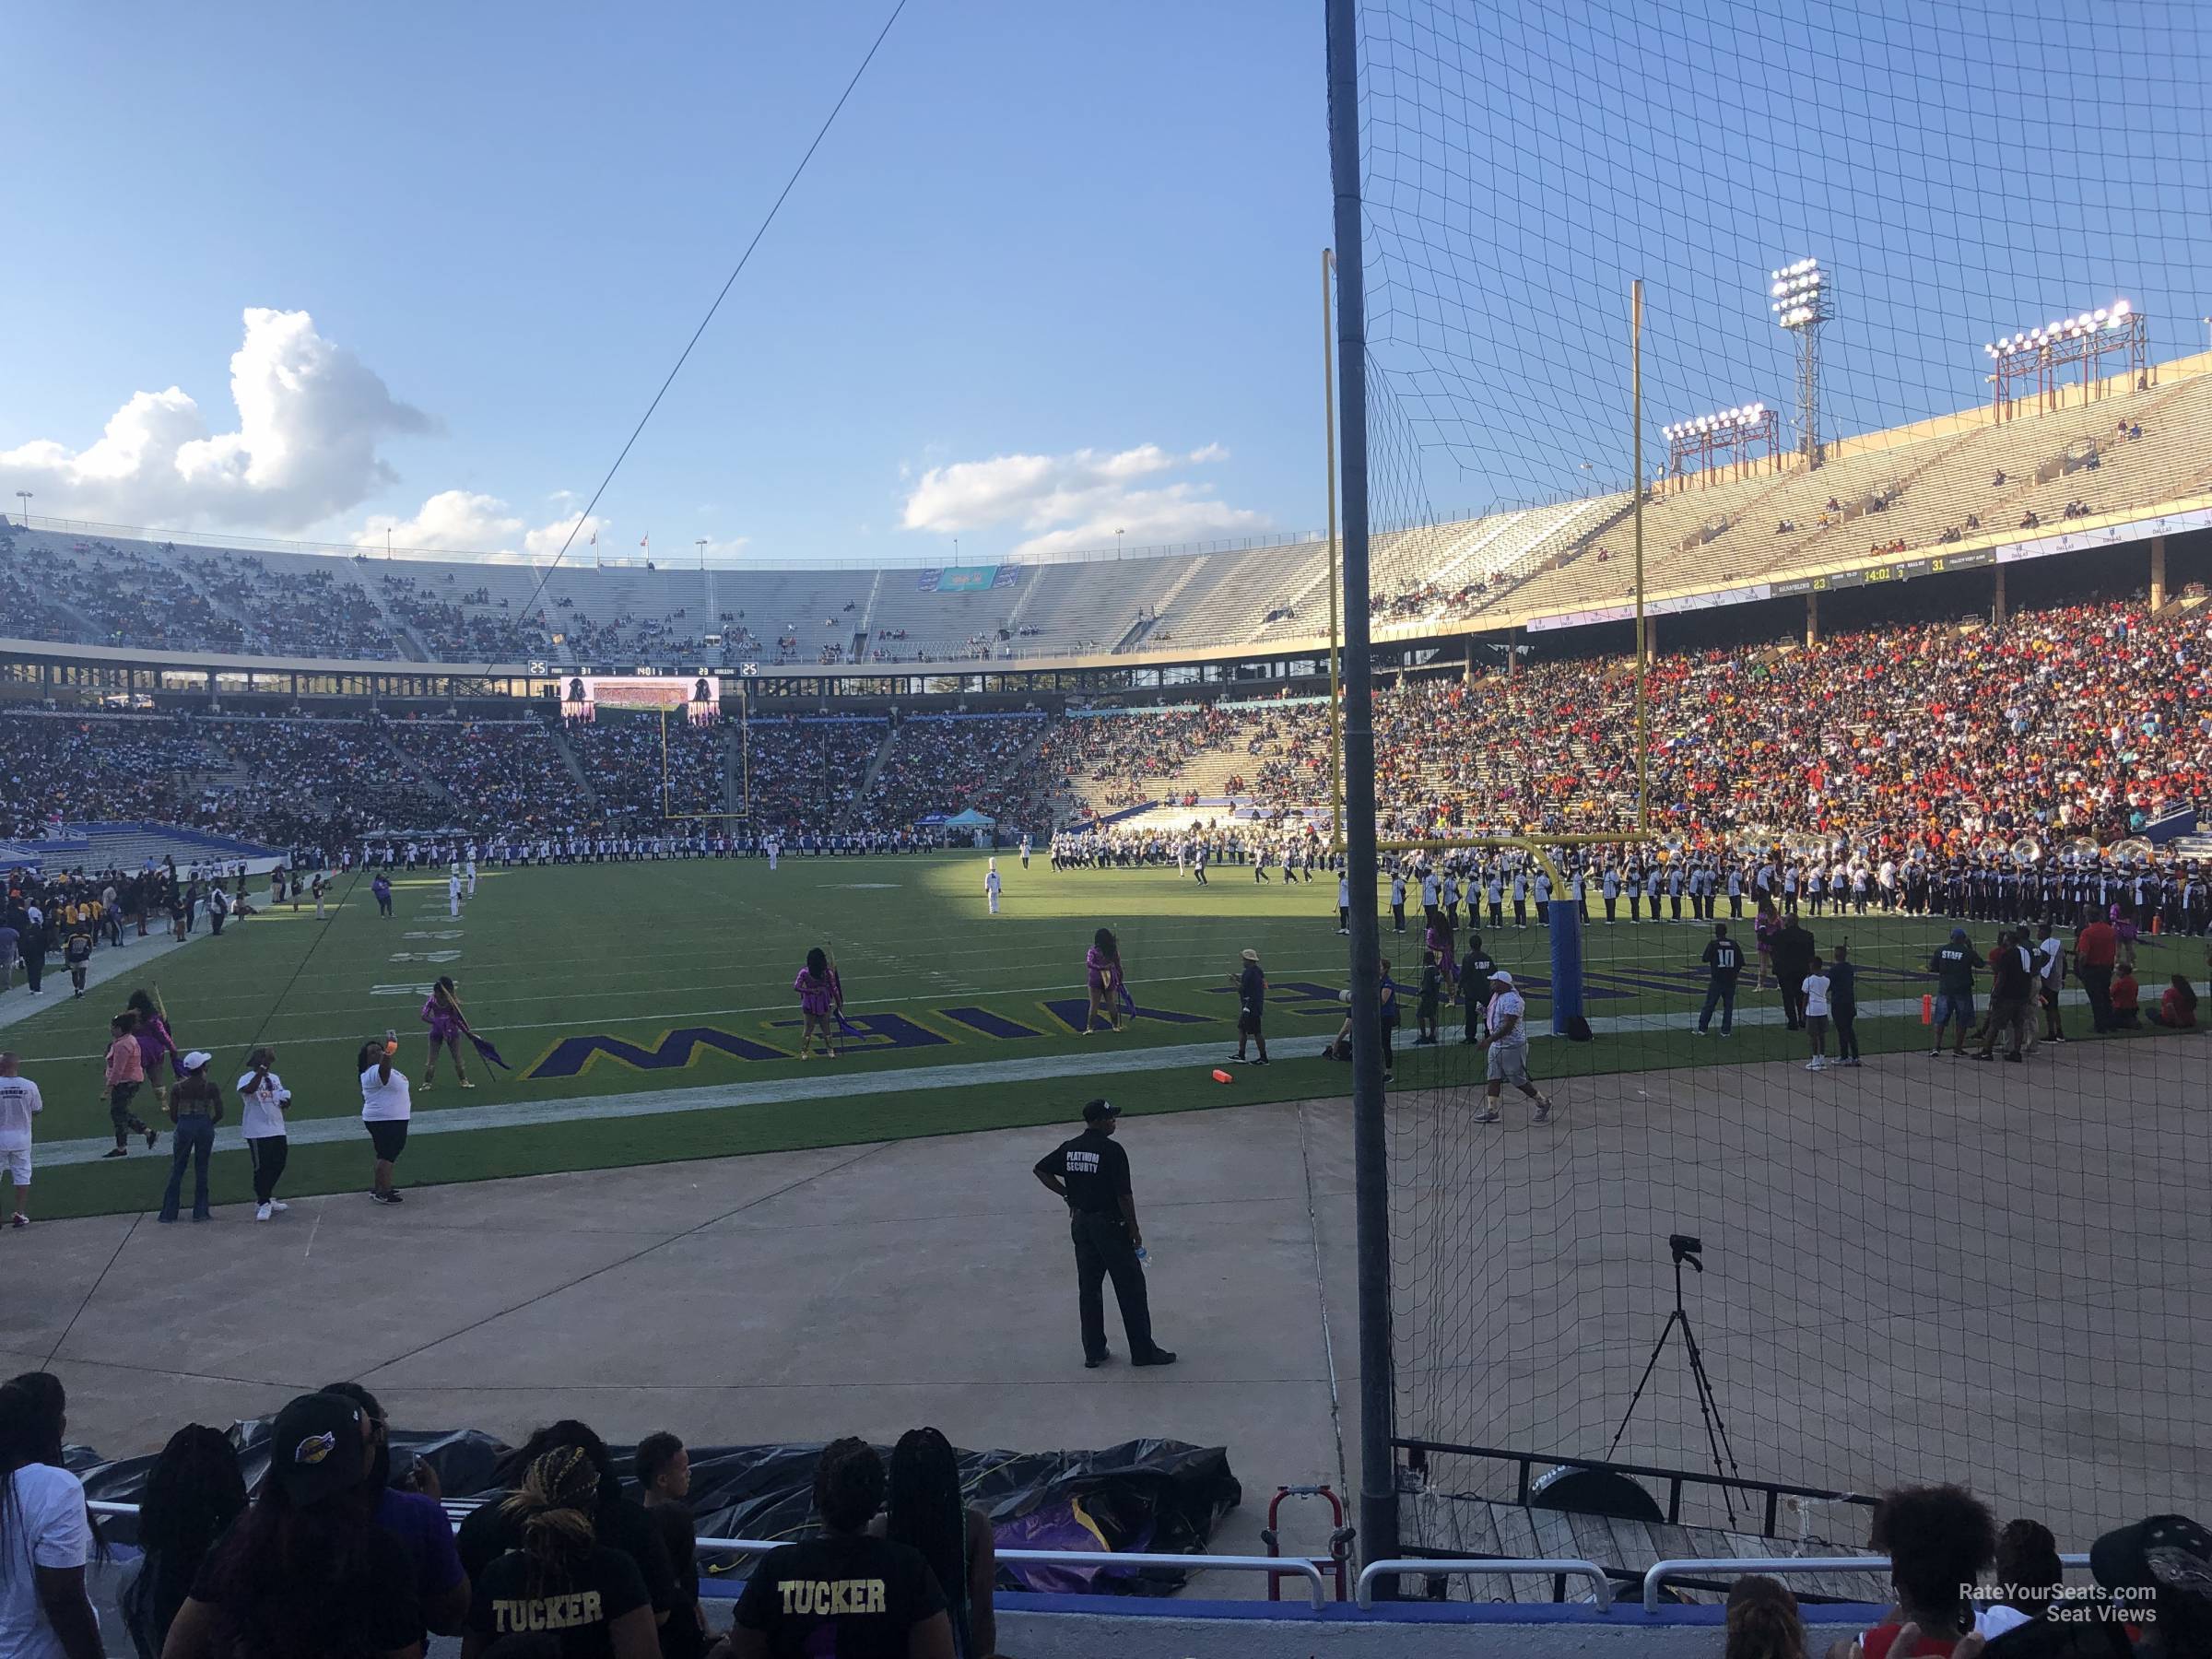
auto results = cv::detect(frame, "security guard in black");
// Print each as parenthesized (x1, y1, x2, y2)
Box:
(1033, 1099, 1175, 1370)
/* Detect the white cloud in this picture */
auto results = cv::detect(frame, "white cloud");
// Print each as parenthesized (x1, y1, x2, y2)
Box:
(900, 442, 1261, 555)
(1, 308, 431, 532)
(355, 491, 614, 561)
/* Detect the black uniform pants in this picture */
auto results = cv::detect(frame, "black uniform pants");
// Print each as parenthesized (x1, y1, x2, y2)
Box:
(1070, 1210, 1155, 1361)
(247, 1135, 288, 1202)
(2078, 964, 2114, 1032)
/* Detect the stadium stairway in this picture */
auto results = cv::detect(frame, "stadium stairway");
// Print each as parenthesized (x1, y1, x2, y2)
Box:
(836, 722, 903, 833)
(375, 722, 458, 811)
(547, 722, 599, 816)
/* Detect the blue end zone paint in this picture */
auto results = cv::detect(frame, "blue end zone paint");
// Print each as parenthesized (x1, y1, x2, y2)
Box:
(939, 1006, 1049, 1040)
(529, 1026, 790, 1079)
(765, 1012, 951, 1052)
(1041, 998, 1213, 1033)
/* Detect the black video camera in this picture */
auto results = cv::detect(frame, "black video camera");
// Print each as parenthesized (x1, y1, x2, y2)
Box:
(1669, 1233, 1704, 1269)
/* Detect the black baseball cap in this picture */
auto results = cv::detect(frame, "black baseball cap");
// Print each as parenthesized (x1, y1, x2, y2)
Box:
(2091, 1512, 2212, 1601)
(267, 1392, 367, 1507)
(1082, 1099, 1119, 1124)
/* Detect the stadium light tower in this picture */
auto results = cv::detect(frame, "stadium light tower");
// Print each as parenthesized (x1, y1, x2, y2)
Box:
(1983, 300, 2146, 420)
(1661, 403, 1781, 489)
(1770, 259, 1831, 469)
(12, 490, 29, 526)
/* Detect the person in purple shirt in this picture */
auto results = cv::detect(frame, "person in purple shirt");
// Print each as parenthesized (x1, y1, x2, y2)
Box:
(419, 976, 474, 1090)
(126, 987, 182, 1114)
(371, 873, 394, 918)
(317, 1381, 471, 1640)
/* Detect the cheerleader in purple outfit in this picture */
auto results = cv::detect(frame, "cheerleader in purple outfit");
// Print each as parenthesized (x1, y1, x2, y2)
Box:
(794, 947, 843, 1058)
(419, 975, 475, 1089)
(1084, 927, 1126, 1034)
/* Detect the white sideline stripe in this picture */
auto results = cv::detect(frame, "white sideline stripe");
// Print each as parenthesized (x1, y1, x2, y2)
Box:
(25, 989, 2080, 1171)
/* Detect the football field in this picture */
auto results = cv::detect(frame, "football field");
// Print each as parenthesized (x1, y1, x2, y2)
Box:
(4, 851, 2197, 1220)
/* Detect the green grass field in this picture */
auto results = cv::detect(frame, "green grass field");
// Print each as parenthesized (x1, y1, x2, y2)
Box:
(5, 852, 2195, 1220)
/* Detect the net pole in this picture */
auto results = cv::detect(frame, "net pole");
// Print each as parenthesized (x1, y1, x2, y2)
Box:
(1325, 0, 1400, 1583)
(1324, 248, 1346, 857)
(1631, 278, 1649, 834)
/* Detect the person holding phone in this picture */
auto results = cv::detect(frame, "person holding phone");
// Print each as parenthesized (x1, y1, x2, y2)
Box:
(360, 1032, 413, 1206)
(237, 1047, 293, 1222)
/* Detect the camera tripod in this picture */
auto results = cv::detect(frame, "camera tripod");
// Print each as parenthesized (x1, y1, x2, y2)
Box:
(1609, 1238, 1745, 1523)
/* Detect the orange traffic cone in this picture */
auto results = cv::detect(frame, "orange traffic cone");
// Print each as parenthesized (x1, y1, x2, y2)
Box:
(1921, 993, 1935, 1026)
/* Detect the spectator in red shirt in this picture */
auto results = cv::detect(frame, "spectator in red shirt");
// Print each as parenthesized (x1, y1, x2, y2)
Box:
(2075, 916, 2119, 1033)
(2110, 966, 2142, 1030)
(2148, 975, 2199, 1030)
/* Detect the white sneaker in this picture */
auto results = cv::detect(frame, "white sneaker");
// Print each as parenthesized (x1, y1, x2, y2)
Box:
(255, 1202, 273, 1222)
(269, 1200, 289, 1213)
(1805, 1057, 1825, 1071)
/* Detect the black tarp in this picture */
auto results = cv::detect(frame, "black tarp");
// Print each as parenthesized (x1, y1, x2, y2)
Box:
(75, 1426, 1241, 1596)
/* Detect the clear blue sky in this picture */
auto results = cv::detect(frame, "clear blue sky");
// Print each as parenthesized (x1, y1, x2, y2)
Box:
(0, 2, 1329, 563)
(4, 1, 2206, 564)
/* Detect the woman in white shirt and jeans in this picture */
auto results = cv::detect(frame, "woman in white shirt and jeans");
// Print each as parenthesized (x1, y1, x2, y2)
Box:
(359, 1036, 413, 1207)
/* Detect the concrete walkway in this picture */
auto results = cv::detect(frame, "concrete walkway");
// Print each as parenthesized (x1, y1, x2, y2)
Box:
(0, 927, 197, 1036)
(9, 1036, 2205, 1591)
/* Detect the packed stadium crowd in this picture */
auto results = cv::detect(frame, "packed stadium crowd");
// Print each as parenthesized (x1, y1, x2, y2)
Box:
(1033, 706, 1241, 810)
(382, 720, 597, 835)
(182, 552, 399, 660)
(1, 594, 2206, 870)
(567, 714, 728, 826)
(853, 714, 1050, 832)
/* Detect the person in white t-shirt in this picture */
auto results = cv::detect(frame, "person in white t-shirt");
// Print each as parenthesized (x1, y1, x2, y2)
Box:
(236, 1048, 293, 1223)
(1801, 959, 1831, 1072)
(359, 1036, 413, 1207)
(1473, 972, 1553, 1125)
(984, 858, 1002, 915)
(0, 1054, 41, 1230)
(0, 1375, 101, 1659)
(2035, 922, 2068, 1045)
(447, 871, 463, 920)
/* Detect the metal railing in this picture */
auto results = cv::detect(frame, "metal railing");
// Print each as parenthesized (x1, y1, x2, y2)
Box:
(1358, 1558, 1616, 1611)
(695, 1534, 1332, 1611)
(84, 1504, 1331, 1614)
(1395, 1439, 1877, 1536)
(1640, 1554, 2091, 1613)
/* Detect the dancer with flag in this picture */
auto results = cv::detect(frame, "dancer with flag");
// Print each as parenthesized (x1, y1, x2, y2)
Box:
(419, 975, 478, 1090)
(1084, 928, 1128, 1035)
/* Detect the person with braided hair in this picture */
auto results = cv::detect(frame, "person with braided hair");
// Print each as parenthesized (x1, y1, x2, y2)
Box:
(455, 1422, 679, 1637)
(725, 1437, 955, 1659)
(462, 1445, 659, 1659)
(870, 1429, 996, 1659)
